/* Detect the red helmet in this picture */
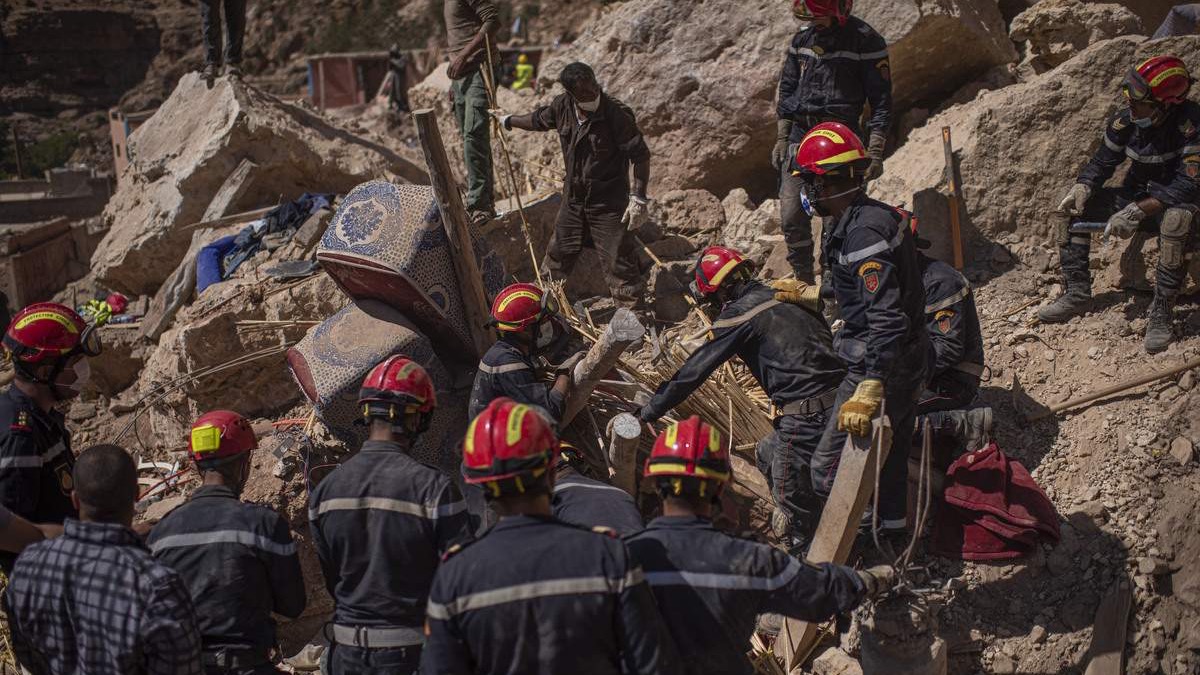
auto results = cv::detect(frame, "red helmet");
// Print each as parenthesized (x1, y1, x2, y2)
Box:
(793, 0, 853, 24)
(3, 303, 101, 380)
(693, 245, 753, 296)
(358, 355, 437, 431)
(490, 283, 557, 332)
(462, 397, 559, 496)
(793, 122, 870, 177)
(1124, 55, 1191, 105)
(189, 410, 257, 466)
(644, 416, 731, 498)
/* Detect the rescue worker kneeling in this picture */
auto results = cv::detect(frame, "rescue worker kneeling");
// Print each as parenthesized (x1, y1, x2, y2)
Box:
(309, 356, 472, 675)
(625, 416, 894, 675)
(420, 398, 682, 675)
(149, 411, 306, 674)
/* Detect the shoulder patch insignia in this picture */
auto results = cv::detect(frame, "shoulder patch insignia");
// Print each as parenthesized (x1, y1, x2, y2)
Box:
(441, 543, 464, 562)
(56, 464, 74, 494)
(1188, 160, 1200, 180)
(935, 309, 956, 334)
(1111, 116, 1128, 132)
(858, 261, 882, 294)
(591, 525, 619, 538)
(10, 411, 31, 433)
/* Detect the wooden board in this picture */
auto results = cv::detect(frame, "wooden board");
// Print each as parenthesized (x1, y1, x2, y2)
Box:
(1084, 578, 1132, 675)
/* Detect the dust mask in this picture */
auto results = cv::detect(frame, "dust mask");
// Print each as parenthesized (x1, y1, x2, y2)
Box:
(1132, 116, 1155, 128)
(576, 97, 600, 113)
(801, 185, 860, 217)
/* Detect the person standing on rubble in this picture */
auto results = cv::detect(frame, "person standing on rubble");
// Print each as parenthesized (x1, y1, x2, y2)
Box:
(634, 245, 846, 553)
(310, 356, 472, 675)
(198, 0, 247, 82)
(492, 61, 651, 307)
(0, 302, 102, 573)
(420, 398, 681, 675)
(774, 0, 892, 284)
(148, 411, 306, 675)
(626, 416, 894, 675)
(1039, 56, 1200, 354)
(792, 122, 929, 542)
(552, 441, 643, 536)
(445, 0, 500, 225)
(469, 282, 581, 422)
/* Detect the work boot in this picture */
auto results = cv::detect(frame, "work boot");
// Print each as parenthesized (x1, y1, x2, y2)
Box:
(1039, 244, 1092, 323)
(201, 63, 218, 87)
(1143, 293, 1175, 354)
(225, 63, 242, 79)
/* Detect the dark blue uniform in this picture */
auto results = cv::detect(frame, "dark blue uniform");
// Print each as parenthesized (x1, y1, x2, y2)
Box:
(148, 485, 306, 674)
(1062, 102, 1200, 297)
(420, 514, 682, 675)
(0, 386, 76, 573)
(918, 254, 984, 414)
(776, 17, 892, 280)
(552, 466, 644, 536)
(626, 516, 866, 675)
(640, 281, 845, 539)
(469, 339, 564, 421)
(309, 440, 472, 674)
(818, 196, 928, 528)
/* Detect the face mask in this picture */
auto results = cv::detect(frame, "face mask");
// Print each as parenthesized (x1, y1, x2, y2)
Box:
(576, 96, 600, 112)
(1132, 115, 1155, 128)
(62, 359, 90, 394)
(536, 320, 556, 349)
(801, 184, 860, 217)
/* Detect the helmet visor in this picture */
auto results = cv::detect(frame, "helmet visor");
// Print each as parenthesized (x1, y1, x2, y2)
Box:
(78, 324, 103, 358)
(1122, 71, 1151, 102)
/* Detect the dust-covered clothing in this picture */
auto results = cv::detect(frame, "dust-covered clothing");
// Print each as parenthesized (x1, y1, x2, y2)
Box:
(469, 339, 564, 421)
(552, 466, 643, 536)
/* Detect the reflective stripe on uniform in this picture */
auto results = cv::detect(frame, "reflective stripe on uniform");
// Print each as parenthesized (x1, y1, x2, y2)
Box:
(1126, 147, 1178, 163)
(643, 557, 801, 592)
(426, 569, 645, 621)
(707, 300, 781, 331)
(837, 224, 906, 265)
(148, 529, 297, 556)
(477, 361, 530, 375)
(0, 440, 71, 470)
(790, 47, 888, 61)
(924, 285, 970, 314)
(309, 496, 467, 522)
(1103, 135, 1125, 152)
(553, 481, 629, 496)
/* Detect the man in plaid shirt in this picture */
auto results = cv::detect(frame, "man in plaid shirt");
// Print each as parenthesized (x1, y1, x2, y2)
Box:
(3, 444, 203, 675)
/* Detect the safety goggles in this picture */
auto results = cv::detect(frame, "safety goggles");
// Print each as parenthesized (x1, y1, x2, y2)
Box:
(1122, 72, 1151, 102)
(74, 323, 103, 358)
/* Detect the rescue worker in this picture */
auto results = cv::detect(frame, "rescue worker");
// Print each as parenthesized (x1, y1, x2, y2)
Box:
(388, 45, 411, 114)
(469, 282, 579, 422)
(511, 53, 534, 91)
(148, 411, 306, 675)
(0, 302, 101, 573)
(635, 245, 846, 552)
(792, 122, 929, 539)
(1040, 55, 1200, 354)
(552, 441, 643, 536)
(493, 61, 651, 306)
(445, 0, 500, 225)
(775, 0, 892, 283)
(310, 355, 472, 674)
(199, 0, 247, 82)
(915, 241, 993, 454)
(420, 398, 682, 674)
(625, 416, 894, 675)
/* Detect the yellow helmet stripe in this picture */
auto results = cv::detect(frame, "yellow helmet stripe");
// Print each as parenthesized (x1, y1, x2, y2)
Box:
(645, 462, 730, 480)
(1149, 66, 1188, 89)
(706, 259, 744, 289)
(495, 290, 542, 314)
(14, 311, 77, 333)
(505, 404, 530, 446)
(815, 148, 868, 166)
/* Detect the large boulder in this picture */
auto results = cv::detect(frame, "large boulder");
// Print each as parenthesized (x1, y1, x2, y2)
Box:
(870, 35, 1200, 246)
(91, 73, 425, 296)
(529, 0, 1014, 199)
(1011, 0, 1142, 73)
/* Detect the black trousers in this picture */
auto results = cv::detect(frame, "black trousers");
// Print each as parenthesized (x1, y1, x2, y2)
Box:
(200, 0, 246, 66)
(544, 198, 645, 302)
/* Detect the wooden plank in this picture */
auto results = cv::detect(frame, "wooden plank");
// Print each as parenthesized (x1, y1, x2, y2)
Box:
(200, 158, 258, 222)
(182, 205, 275, 231)
(561, 308, 645, 427)
(1084, 578, 1132, 675)
(412, 108, 496, 360)
(942, 127, 965, 271)
(607, 412, 641, 496)
(780, 416, 894, 672)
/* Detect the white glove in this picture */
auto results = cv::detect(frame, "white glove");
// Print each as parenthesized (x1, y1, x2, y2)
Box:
(1104, 202, 1146, 239)
(1057, 183, 1092, 216)
(488, 108, 512, 130)
(621, 196, 649, 231)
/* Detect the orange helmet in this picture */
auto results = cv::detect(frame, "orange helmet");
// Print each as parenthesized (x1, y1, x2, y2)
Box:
(189, 410, 257, 467)
(358, 355, 437, 432)
(644, 416, 731, 498)
(693, 245, 753, 297)
(3, 303, 101, 382)
(793, 122, 870, 177)
(1124, 56, 1191, 105)
(793, 0, 853, 24)
(490, 283, 557, 332)
(462, 398, 559, 497)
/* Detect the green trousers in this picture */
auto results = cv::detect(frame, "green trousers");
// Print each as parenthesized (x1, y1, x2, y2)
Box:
(451, 67, 494, 214)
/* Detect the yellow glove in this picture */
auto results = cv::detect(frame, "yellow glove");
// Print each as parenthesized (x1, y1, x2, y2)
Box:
(837, 378, 883, 437)
(771, 279, 821, 313)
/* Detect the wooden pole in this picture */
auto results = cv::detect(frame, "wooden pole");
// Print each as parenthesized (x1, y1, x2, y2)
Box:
(607, 413, 641, 496)
(560, 308, 645, 427)
(12, 124, 25, 179)
(780, 416, 894, 672)
(412, 108, 496, 360)
(942, 126, 964, 271)
(1029, 355, 1200, 420)
(1084, 578, 1132, 675)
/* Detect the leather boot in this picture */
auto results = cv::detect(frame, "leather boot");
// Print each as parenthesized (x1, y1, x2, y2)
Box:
(1144, 293, 1175, 354)
(1039, 243, 1093, 323)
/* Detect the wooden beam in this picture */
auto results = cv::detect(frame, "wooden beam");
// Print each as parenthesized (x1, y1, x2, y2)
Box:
(607, 413, 641, 496)
(201, 158, 258, 222)
(561, 308, 645, 427)
(942, 126, 964, 270)
(1084, 578, 1132, 675)
(412, 108, 496, 360)
(780, 416, 894, 672)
